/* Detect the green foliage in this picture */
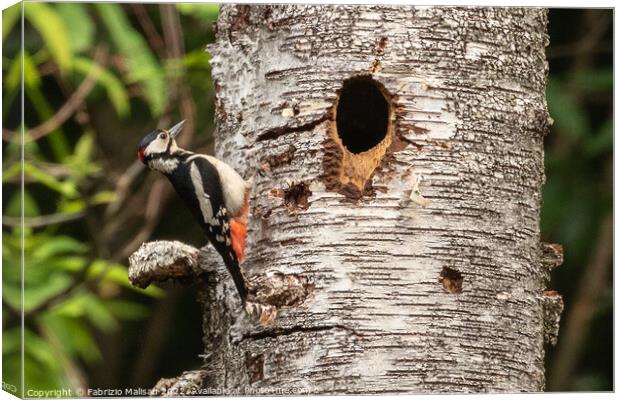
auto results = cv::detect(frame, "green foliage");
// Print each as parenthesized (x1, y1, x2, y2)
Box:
(6, 189, 39, 218)
(2, 4, 21, 41)
(543, 68, 613, 249)
(3, 327, 72, 391)
(24, 82, 71, 160)
(2, 219, 161, 389)
(24, 3, 72, 73)
(56, 3, 95, 53)
(3, 3, 219, 393)
(95, 3, 167, 116)
(72, 58, 130, 117)
(547, 78, 588, 141)
(5, 50, 23, 92)
(176, 3, 219, 23)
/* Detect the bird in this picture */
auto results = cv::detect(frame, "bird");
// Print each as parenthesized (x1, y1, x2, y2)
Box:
(137, 120, 250, 303)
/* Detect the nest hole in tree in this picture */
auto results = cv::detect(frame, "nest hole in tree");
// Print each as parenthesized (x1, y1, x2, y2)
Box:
(336, 76, 390, 153)
(323, 75, 395, 198)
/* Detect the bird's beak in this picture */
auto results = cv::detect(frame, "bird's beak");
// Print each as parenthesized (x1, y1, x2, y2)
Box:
(167, 120, 186, 139)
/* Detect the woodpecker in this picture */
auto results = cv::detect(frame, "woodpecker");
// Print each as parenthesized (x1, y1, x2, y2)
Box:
(137, 120, 250, 303)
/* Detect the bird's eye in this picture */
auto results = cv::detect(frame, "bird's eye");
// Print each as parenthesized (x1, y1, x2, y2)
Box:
(159, 132, 167, 140)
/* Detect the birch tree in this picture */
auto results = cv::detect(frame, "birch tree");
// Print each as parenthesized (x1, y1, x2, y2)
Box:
(129, 5, 563, 394)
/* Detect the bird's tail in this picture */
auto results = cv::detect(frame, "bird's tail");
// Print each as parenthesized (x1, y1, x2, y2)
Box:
(221, 249, 248, 303)
(210, 208, 248, 303)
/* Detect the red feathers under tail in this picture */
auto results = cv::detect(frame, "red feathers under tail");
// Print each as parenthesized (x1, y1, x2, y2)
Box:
(230, 190, 250, 263)
(230, 219, 246, 263)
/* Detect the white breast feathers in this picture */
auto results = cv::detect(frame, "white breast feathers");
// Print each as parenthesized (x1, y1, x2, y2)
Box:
(149, 157, 179, 174)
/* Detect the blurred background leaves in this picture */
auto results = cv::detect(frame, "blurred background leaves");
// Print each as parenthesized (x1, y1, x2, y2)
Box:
(0, 4, 613, 395)
(543, 9, 612, 392)
(2, 2, 217, 395)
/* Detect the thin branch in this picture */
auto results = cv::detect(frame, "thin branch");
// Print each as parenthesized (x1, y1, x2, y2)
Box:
(37, 60, 59, 76)
(113, 179, 173, 262)
(29, 160, 76, 178)
(178, 84, 197, 148)
(2, 212, 84, 228)
(160, 3, 196, 143)
(3, 47, 108, 143)
(103, 160, 145, 220)
(4, 160, 89, 185)
(160, 4, 185, 59)
(130, 4, 167, 59)
(159, 4, 183, 119)
(100, 186, 149, 241)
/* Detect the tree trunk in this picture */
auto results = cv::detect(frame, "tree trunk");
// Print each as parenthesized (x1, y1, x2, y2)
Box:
(131, 5, 564, 394)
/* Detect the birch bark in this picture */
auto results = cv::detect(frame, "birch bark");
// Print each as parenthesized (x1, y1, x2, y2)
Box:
(137, 5, 563, 394)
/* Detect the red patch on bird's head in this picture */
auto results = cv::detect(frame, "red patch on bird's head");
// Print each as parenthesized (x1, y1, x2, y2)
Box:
(137, 147, 145, 162)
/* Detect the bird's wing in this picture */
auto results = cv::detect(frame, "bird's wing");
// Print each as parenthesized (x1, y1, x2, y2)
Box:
(188, 156, 247, 300)
(187, 156, 225, 225)
(187, 154, 248, 217)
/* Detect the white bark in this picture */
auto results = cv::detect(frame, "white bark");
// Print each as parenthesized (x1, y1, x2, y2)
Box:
(130, 5, 563, 394)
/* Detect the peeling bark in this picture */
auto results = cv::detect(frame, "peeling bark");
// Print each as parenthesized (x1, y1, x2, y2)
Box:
(131, 5, 562, 394)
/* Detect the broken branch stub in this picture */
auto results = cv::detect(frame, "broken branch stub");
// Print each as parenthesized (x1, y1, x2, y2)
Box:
(127, 240, 298, 326)
(541, 242, 564, 272)
(541, 290, 564, 346)
(128, 241, 204, 288)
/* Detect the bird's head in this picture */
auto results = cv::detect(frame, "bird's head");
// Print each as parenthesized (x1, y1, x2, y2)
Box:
(137, 120, 186, 165)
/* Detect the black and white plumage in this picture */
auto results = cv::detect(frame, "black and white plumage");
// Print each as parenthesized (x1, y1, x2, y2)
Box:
(137, 120, 251, 302)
